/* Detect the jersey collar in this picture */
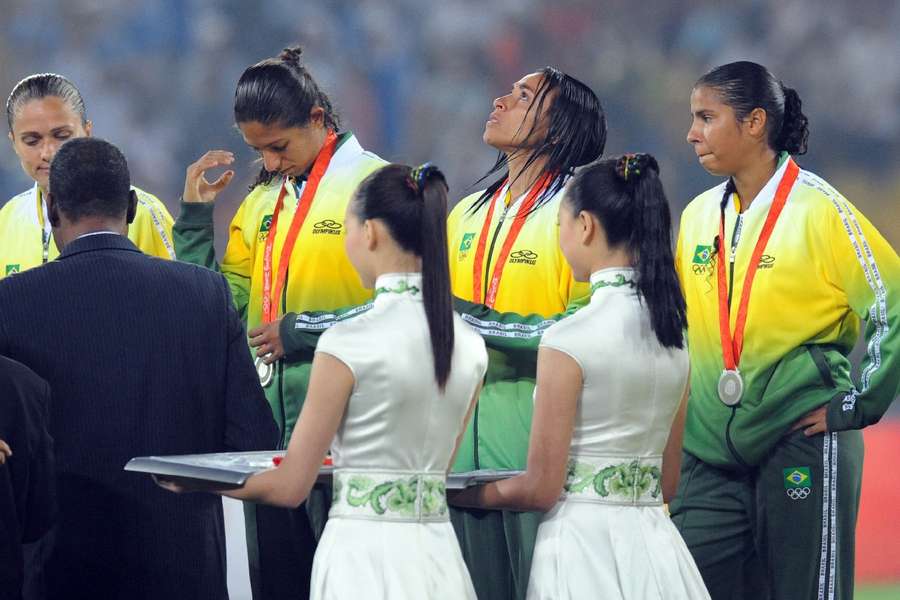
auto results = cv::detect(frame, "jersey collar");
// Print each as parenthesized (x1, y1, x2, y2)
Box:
(728, 151, 792, 215)
(328, 131, 364, 171)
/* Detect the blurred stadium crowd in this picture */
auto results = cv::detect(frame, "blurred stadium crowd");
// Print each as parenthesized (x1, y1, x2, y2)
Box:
(2, 0, 898, 249)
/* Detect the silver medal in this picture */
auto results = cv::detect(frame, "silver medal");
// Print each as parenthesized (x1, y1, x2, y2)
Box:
(717, 369, 743, 406)
(255, 355, 274, 388)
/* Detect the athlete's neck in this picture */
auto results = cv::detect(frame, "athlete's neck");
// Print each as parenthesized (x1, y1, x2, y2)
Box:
(293, 127, 330, 181)
(732, 148, 778, 213)
(506, 150, 549, 200)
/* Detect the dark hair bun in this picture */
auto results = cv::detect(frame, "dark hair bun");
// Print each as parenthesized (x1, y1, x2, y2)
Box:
(615, 153, 659, 183)
(776, 84, 809, 155)
(279, 45, 304, 65)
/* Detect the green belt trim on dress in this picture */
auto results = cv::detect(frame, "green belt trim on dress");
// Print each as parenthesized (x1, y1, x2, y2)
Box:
(563, 455, 663, 506)
(330, 469, 449, 522)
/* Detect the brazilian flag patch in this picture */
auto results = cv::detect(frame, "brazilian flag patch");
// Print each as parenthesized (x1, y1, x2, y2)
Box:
(259, 214, 273, 233)
(784, 467, 812, 489)
(459, 232, 475, 252)
(692, 245, 713, 265)
(5, 264, 20, 276)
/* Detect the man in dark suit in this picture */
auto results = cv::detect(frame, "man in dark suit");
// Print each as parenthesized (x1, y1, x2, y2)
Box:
(0, 137, 278, 600)
(0, 356, 55, 600)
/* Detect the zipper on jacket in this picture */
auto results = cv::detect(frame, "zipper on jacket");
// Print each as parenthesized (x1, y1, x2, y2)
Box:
(472, 403, 480, 469)
(727, 214, 743, 306)
(472, 197, 511, 470)
(724, 407, 750, 469)
(482, 203, 511, 297)
(725, 214, 749, 468)
(278, 266, 290, 448)
(277, 360, 287, 449)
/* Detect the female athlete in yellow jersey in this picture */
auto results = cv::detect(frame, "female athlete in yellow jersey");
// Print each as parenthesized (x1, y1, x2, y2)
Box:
(447, 67, 606, 600)
(672, 60, 900, 600)
(174, 45, 385, 599)
(1, 73, 174, 276)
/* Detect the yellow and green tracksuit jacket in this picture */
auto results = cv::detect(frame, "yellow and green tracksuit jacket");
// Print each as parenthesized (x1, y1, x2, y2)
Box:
(676, 155, 900, 469)
(173, 132, 385, 446)
(447, 184, 590, 471)
(0, 183, 174, 278)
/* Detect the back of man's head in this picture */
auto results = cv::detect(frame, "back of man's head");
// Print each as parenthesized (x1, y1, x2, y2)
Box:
(49, 137, 131, 222)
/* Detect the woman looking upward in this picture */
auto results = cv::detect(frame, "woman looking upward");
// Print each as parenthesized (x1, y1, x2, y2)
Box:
(446, 67, 606, 600)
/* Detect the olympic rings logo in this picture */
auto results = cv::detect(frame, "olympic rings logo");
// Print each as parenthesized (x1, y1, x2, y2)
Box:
(786, 487, 811, 500)
(314, 220, 342, 230)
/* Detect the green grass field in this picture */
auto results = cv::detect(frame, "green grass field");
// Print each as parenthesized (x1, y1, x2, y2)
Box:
(856, 583, 900, 600)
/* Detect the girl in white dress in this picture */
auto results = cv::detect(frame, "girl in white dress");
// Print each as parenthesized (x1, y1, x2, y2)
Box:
(451, 154, 710, 600)
(161, 163, 486, 599)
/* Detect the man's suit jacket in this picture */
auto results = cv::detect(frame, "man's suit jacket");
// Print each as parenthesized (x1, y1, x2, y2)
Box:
(0, 234, 279, 600)
(0, 356, 54, 600)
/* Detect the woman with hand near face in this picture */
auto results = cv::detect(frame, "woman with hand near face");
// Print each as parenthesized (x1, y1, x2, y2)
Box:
(670, 61, 900, 600)
(1, 73, 174, 278)
(445, 68, 606, 600)
(173, 45, 386, 599)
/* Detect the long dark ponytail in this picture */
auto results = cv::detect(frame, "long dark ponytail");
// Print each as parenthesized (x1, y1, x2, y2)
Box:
(234, 45, 340, 189)
(566, 154, 686, 349)
(353, 163, 454, 388)
(468, 67, 606, 215)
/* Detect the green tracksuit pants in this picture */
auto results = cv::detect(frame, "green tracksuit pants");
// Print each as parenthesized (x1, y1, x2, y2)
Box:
(670, 429, 864, 600)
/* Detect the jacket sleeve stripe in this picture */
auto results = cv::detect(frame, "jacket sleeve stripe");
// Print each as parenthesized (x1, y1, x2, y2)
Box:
(135, 193, 176, 259)
(803, 172, 889, 411)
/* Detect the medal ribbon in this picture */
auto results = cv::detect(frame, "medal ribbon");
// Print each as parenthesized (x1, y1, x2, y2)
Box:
(471, 172, 554, 307)
(36, 187, 52, 264)
(261, 129, 338, 323)
(716, 158, 799, 370)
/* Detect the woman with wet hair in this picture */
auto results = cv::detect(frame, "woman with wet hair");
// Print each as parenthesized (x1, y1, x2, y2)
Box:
(1, 73, 174, 278)
(162, 163, 487, 600)
(173, 45, 386, 598)
(671, 60, 900, 600)
(453, 153, 709, 599)
(445, 66, 606, 599)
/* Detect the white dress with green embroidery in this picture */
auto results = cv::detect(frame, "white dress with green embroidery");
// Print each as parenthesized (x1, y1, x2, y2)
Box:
(310, 272, 486, 600)
(527, 267, 710, 600)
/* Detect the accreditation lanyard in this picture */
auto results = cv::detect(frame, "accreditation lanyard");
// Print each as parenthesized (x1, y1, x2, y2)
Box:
(716, 158, 798, 371)
(471, 172, 553, 307)
(35, 187, 52, 264)
(261, 129, 338, 323)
